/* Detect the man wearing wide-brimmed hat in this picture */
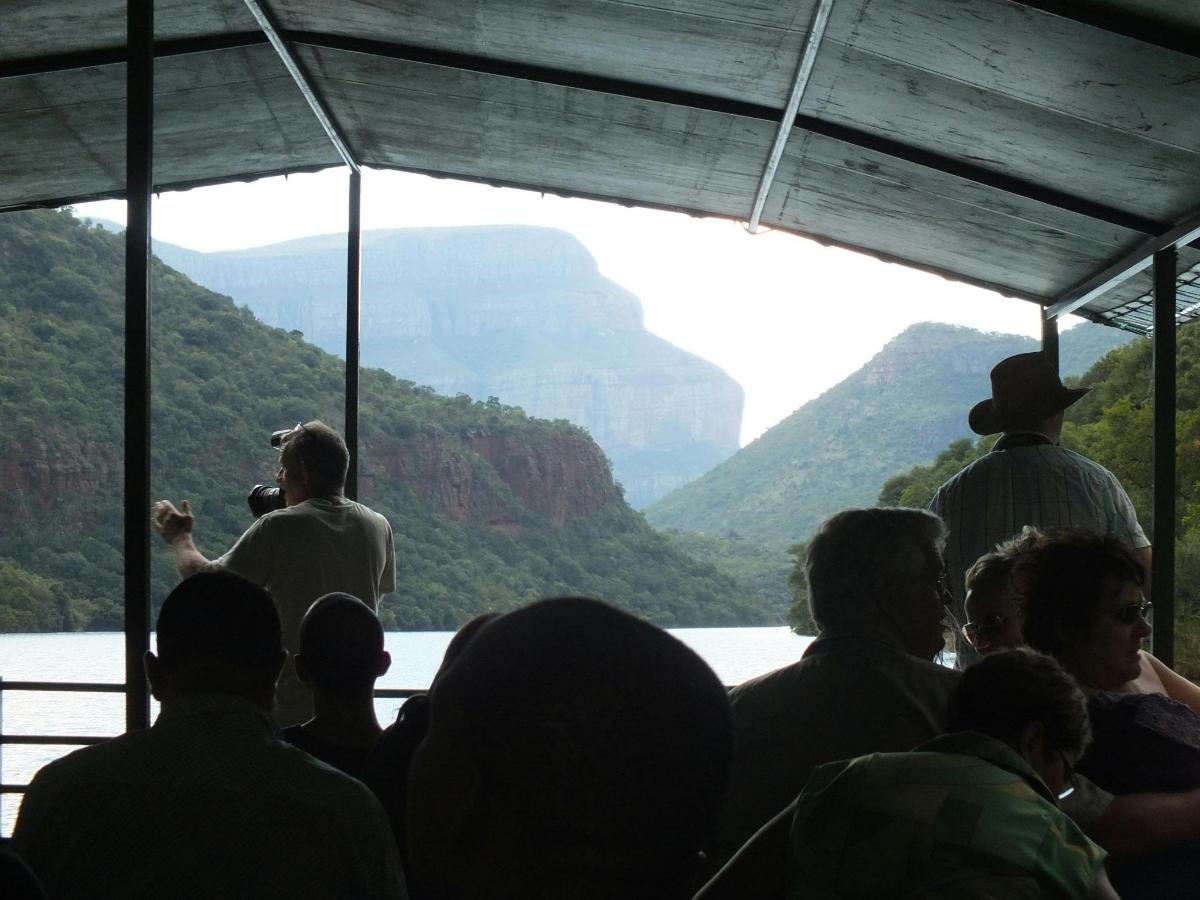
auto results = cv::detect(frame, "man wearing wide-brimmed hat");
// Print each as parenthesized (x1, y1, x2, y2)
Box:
(930, 351, 1150, 662)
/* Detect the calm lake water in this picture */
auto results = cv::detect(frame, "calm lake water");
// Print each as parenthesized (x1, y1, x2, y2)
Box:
(0, 626, 811, 836)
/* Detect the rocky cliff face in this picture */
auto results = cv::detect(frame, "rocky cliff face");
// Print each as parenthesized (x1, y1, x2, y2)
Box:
(5, 436, 121, 525)
(364, 428, 620, 530)
(154, 226, 743, 507)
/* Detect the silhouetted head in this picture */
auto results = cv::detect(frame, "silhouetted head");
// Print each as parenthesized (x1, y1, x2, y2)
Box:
(407, 597, 733, 900)
(1015, 529, 1149, 691)
(805, 508, 949, 659)
(145, 571, 286, 709)
(949, 647, 1091, 797)
(278, 420, 348, 501)
(440, 611, 502, 673)
(295, 592, 391, 699)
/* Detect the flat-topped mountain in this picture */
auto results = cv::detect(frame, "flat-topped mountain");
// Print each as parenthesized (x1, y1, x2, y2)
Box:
(151, 226, 743, 507)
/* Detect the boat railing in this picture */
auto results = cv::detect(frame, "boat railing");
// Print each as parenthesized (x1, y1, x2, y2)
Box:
(0, 678, 422, 799)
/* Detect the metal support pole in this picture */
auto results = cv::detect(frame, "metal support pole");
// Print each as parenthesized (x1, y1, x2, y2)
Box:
(1152, 247, 1177, 666)
(344, 170, 362, 500)
(125, 0, 153, 732)
(1, 676, 4, 823)
(1041, 309, 1059, 372)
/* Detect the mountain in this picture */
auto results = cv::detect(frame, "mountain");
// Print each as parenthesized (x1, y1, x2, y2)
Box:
(644, 322, 1135, 548)
(0, 209, 778, 632)
(146, 226, 743, 508)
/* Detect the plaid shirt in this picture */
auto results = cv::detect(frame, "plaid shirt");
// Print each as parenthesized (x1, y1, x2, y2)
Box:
(931, 441, 1148, 619)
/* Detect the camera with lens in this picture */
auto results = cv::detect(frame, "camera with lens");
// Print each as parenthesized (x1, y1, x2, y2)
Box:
(246, 425, 300, 518)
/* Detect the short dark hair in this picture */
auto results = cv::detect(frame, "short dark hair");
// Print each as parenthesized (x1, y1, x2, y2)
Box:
(298, 592, 385, 697)
(429, 597, 732, 890)
(1015, 529, 1145, 658)
(156, 571, 282, 672)
(806, 508, 945, 631)
(948, 647, 1091, 758)
(280, 420, 349, 492)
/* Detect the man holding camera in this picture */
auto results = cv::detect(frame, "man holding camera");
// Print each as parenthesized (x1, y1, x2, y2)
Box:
(152, 421, 396, 726)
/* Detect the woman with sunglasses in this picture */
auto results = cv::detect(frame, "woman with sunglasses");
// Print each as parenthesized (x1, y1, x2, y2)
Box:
(1016, 530, 1200, 801)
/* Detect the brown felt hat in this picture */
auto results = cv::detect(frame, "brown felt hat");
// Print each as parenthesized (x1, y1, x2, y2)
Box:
(969, 351, 1089, 436)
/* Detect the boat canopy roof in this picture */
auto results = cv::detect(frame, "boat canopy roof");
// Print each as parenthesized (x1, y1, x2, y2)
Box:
(4, 0, 1199, 332)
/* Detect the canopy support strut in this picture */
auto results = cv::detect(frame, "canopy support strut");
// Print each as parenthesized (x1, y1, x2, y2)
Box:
(1045, 210, 1200, 320)
(344, 171, 362, 499)
(124, 0, 153, 733)
(1152, 247, 1176, 665)
(1040, 310, 1059, 371)
(243, 0, 360, 172)
(747, 0, 834, 232)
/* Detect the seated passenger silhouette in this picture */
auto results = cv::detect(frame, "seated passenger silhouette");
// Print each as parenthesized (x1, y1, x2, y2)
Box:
(12, 571, 407, 900)
(707, 508, 960, 879)
(281, 591, 391, 778)
(404, 596, 732, 900)
(363, 610, 499, 860)
(787, 647, 1116, 898)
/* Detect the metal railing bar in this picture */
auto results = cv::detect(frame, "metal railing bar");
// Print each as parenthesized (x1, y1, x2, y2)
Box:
(0, 682, 126, 693)
(1, 736, 112, 746)
(0, 683, 423, 696)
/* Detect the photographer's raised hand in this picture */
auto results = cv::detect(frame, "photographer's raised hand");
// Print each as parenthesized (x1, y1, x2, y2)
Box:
(151, 499, 212, 578)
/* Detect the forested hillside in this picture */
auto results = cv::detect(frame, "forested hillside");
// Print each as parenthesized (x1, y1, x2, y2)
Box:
(0, 210, 779, 632)
(879, 325, 1200, 668)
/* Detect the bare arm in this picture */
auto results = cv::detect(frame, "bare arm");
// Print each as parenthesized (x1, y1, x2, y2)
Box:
(151, 500, 212, 578)
(1145, 652, 1200, 715)
(1090, 787, 1200, 865)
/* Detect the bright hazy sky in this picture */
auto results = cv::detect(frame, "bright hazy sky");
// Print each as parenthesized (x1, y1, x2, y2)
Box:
(75, 167, 1073, 445)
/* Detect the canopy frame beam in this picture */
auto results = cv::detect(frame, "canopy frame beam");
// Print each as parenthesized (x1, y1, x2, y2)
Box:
(747, 0, 835, 232)
(242, 1, 360, 172)
(1045, 210, 1200, 320)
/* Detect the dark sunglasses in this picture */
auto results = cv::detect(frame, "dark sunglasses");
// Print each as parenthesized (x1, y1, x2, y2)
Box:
(961, 608, 1023, 645)
(1111, 599, 1152, 625)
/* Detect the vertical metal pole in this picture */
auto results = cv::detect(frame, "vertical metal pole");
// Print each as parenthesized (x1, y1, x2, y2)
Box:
(1, 675, 5, 823)
(344, 170, 362, 500)
(125, 0, 153, 732)
(1041, 308, 1059, 372)
(1152, 247, 1177, 666)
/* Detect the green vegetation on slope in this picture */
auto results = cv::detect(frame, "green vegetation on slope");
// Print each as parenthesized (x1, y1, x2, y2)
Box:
(0, 209, 769, 632)
(646, 322, 1131, 550)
